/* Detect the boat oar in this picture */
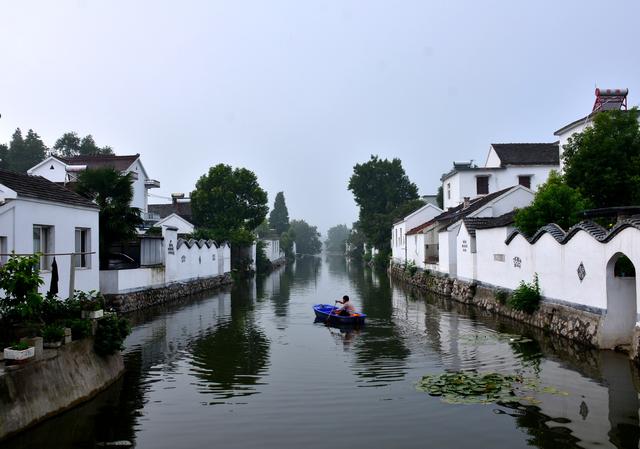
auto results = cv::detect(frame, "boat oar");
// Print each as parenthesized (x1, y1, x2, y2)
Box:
(326, 301, 338, 325)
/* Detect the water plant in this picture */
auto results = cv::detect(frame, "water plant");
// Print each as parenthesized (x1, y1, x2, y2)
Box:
(416, 372, 521, 404)
(508, 274, 541, 313)
(405, 260, 418, 277)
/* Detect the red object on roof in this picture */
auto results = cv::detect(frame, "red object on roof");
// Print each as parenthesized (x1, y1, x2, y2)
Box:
(593, 88, 628, 112)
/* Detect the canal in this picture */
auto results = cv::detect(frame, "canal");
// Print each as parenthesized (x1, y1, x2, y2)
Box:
(6, 256, 640, 449)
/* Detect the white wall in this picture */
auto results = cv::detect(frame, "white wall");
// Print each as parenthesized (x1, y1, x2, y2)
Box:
(126, 159, 148, 212)
(443, 166, 554, 209)
(0, 198, 100, 298)
(100, 267, 166, 294)
(456, 223, 476, 281)
(28, 157, 68, 183)
(261, 238, 284, 262)
(475, 225, 640, 348)
(391, 221, 406, 264)
(155, 214, 194, 234)
(392, 204, 442, 265)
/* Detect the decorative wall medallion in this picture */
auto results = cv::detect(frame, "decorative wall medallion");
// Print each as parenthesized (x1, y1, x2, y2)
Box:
(461, 240, 468, 252)
(168, 240, 175, 255)
(513, 257, 522, 268)
(577, 262, 586, 281)
(181, 255, 186, 263)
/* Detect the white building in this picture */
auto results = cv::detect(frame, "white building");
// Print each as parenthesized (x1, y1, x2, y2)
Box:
(259, 236, 285, 263)
(441, 143, 558, 210)
(391, 203, 442, 265)
(28, 154, 160, 218)
(0, 168, 100, 298)
(405, 185, 534, 276)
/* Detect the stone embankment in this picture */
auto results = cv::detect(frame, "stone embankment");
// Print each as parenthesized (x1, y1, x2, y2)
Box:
(389, 265, 601, 348)
(105, 273, 233, 313)
(0, 338, 124, 441)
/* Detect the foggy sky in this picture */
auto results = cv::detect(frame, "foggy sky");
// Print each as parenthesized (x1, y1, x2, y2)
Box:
(2, 0, 639, 235)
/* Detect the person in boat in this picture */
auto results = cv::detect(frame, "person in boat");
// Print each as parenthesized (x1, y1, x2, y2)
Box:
(336, 295, 355, 316)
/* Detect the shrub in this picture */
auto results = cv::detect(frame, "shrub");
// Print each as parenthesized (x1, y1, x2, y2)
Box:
(405, 260, 418, 277)
(508, 274, 541, 314)
(0, 254, 44, 321)
(373, 249, 391, 270)
(10, 341, 30, 351)
(94, 315, 131, 356)
(41, 324, 65, 342)
(255, 240, 272, 274)
(363, 250, 372, 263)
(67, 318, 92, 340)
(494, 289, 509, 305)
(76, 290, 104, 312)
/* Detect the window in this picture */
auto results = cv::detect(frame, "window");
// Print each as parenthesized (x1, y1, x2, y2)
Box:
(518, 175, 531, 189)
(33, 225, 53, 270)
(447, 183, 451, 200)
(75, 228, 91, 268)
(476, 176, 489, 195)
(0, 237, 7, 266)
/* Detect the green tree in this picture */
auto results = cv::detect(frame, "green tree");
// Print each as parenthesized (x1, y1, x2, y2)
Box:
(348, 155, 419, 264)
(53, 132, 114, 157)
(514, 171, 591, 237)
(289, 219, 322, 255)
(436, 185, 444, 209)
(325, 224, 350, 253)
(280, 227, 296, 259)
(268, 191, 290, 235)
(3, 128, 48, 173)
(0, 143, 8, 169)
(75, 168, 142, 269)
(346, 222, 366, 259)
(191, 164, 268, 244)
(563, 108, 640, 208)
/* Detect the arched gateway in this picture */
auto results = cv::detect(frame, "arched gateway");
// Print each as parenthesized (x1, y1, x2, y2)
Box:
(599, 253, 638, 349)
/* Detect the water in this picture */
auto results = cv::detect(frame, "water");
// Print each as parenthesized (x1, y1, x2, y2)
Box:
(6, 256, 640, 449)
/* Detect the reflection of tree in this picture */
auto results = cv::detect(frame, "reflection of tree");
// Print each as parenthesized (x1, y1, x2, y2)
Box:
(346, 264, 410, 385)
(190, 283, 270, 399)
(325, 255, 347, 278)
(293, 255, 321, 286)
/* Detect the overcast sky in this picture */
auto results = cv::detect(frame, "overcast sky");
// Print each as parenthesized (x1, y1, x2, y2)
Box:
(2, 1, 639, 235)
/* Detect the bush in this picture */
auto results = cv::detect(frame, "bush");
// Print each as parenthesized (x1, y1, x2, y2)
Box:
(255, 240, 272, 274)
(508, 275, 541, 313)
(373, 249, 391, 270)
(405, 260, 418, 277)
(363, 250, 372, 264)
(67, 318, 92, 340)
(0, 254, 44, 321)
(41, 324, 65, 343)
(76, 290, 104, 312)
(94, 315, 131, 356)
(494, 289, 509, 305)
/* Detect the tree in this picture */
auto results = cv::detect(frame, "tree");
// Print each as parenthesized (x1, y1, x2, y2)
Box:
(348, 155, 419, 263)
(75, 168, 142, 269)
(346, 222, 366, 259)
(280, 227, 296, 259)
(325, 224, 350, 253)
(436, 185, 444, 209)
(191, 164, 268, 244)
(4, 129, 48, 173)
(53, 132, 114, 157)
(563, 108, 640, 208)
(514, 171, 591, 237)
(0, 144, 8, 169)
(268, 192, 290, 234)
(289, 219, 322, 255)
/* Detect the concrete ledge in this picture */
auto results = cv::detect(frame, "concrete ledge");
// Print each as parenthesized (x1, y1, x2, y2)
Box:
(0, 338, 124, 441)
(104, 273, 233, 313)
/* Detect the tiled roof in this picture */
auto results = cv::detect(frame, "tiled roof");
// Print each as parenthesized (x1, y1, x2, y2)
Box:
(463, 211, 517, 237)
(59, 154, 139, 171)
(148, 201, 192, 222)
(491, 143, 559, 166)
(406, 187, 514, 235)
(0, 168, 98, 209)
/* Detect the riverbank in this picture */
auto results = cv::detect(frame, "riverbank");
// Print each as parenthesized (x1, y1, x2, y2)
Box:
(0, 338, 124, 442)
(388, 265, 607, 352)
(104, 273, 233, 313)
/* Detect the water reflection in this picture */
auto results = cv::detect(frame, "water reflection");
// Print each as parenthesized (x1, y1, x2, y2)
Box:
(4, 256, 640, 449)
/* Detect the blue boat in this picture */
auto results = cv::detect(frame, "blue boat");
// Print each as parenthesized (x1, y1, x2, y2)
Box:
(313, 304, 366, 325)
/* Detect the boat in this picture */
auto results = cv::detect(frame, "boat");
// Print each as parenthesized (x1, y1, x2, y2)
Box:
(313, 304, 366, 325)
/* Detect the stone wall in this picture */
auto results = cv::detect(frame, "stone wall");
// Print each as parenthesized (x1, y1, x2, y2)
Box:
(0, 338, 124, 441)
(389, 264, 602, 348)
(105, 273, 233, 313)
